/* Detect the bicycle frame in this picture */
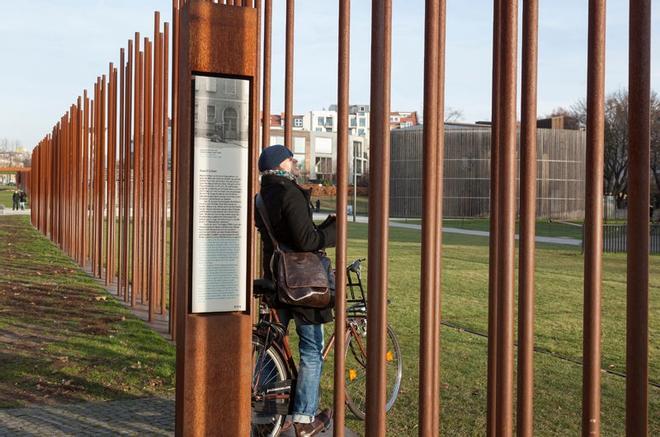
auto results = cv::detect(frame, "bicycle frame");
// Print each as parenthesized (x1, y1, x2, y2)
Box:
(255, 259, 369, 380)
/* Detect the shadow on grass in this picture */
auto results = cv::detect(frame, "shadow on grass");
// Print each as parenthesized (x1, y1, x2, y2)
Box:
(0, 216, 175, 408)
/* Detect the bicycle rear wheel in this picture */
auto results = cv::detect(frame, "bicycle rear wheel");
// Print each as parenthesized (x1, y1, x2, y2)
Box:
(344, 319, 403, 420)
(251, 335, 291, 437)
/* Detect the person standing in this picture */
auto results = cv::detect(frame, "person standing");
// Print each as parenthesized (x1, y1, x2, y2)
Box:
(19, 191, 26, 210)
(12, 190, 19, 210)
(255, 145, 336, 437)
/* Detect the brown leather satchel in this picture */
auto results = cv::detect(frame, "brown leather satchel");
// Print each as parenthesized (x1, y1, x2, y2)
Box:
(255, 194, 331, 308)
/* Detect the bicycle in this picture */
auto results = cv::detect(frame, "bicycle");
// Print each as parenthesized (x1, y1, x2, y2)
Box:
(251, 258, 403, 437)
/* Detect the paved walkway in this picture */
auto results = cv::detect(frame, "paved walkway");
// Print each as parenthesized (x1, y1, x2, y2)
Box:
(315, 213, 582, 246)
(0, 208, 30, 216)
(0, 397, 174, 436)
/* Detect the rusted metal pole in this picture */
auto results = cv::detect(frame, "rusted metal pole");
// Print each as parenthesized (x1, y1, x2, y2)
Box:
(100, 74, 107, 279)
(626, 0, 650, 434)
(517, 0, 538, 435)
(582, 1, 606, 435)
(118, 49, 126, 296)
(83, 92, 90, 265)
(161, 24, 170, 317)
(419, 0, 440, 433)
(284, 0, 294, 149)
(124, 40, 134, 302)
(333, 0, 350, 435)
(151, 13, 161, 319)
(145, 36, 153, 318)
(170, 0, 180, 338)
(106, 63, 117, 285)
(486, 0, 502, 431)
(495, 0, 518, 435)
(132, 36, 142, 307)
(366, 0, 392, 434)
(431, 2, 447, 432)
(261, 0, 272, 150)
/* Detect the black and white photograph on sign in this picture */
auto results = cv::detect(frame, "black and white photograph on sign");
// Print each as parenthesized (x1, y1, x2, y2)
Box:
(191, 75, 250, 313)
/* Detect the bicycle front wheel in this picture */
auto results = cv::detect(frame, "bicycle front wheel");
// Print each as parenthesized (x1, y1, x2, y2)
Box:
(251, 335, 291, 437)
(344, 320, 403, 420)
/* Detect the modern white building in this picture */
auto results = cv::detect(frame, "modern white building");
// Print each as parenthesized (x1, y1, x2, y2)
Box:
(268, 128, 368, 184)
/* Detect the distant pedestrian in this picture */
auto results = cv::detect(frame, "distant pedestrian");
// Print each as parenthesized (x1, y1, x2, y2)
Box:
(19, 191, 26, 210)
(12, 191, 19, 210)
(315, 198, 321, 213)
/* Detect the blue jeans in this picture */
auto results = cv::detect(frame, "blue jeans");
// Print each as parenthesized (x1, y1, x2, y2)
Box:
(278, 309, 324, 424)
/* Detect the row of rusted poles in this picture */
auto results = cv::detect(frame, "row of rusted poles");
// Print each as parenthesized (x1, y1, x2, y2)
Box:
(333, 0, 350, 434)
(29, 11, 171, 332)
(626, 0, 650, 434)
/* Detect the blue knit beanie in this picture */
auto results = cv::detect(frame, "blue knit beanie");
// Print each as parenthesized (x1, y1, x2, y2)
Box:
(258, 145, 294, 172)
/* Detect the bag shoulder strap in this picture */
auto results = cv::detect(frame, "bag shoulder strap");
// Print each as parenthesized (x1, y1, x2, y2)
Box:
(255, 193, 281, 252)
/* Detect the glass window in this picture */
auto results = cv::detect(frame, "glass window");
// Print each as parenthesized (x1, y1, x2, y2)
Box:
(317, 116, 324, 126)
(358, 129, 365, 136)
(206, 78, 216, 92)
(350, 117, 357, 127)
(359, 118, 366, 127)
(294, 118, 303, 127)
(206, 105, 216, 122)
(223, 80, 236, 95)
(325, 117, 333, 126)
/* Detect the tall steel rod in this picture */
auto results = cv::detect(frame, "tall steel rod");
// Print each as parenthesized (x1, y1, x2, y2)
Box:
(366, 0, 392, 434)
(495, 0, 518, 434)
(119, 49, 126, 296)
(581, 1, 606, 435)
(161, 24, 170, 317)
(107, 63, 117, 285)
(124, 40, 134, 303)
(261, 0, 272, 150)
(83, 92, 90, 265)
(144, 37, 153, 316)
(486, 0, 502, 431)
(333, 0, 350, 435)
(431, 2, 447, 432)
(517, 0, 538, 435)
(419, 0, 440, 433)
(100, 74, 107, 279)
(284, 0, 294, 149)
(131, 36, 142, 307)
(170, 0, 180, 338)
(626, 0, 650, 434)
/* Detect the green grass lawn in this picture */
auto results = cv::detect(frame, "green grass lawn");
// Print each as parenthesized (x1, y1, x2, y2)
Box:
(0, 185, 16, 209)
(0, 215, 175, 408)
(309, 223, 658, 435)
(3, 212, 658, 435)
(392, 218, 585, 240)
(317, 195, 370, 216)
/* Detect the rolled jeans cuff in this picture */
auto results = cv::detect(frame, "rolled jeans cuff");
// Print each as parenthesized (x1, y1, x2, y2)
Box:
(292, 413, 314, 424)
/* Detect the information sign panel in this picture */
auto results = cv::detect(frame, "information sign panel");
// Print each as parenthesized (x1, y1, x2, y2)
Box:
(191, 74, 250, 313)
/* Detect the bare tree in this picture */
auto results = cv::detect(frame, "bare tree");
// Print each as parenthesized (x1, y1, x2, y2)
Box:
(445, 107, 463, 123)
(568, 89, 660, 203)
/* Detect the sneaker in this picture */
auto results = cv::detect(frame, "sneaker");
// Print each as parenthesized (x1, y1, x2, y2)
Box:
(293, 409, 333, 437)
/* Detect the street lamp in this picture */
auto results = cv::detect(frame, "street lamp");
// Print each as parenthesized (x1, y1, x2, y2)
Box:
(353, 143, 357, 223)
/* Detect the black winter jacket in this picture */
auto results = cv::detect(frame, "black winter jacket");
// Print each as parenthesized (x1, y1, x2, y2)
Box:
(256, 174, 336, 324)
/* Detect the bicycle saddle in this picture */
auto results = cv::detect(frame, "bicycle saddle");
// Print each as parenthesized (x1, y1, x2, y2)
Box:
(253, 278, 276, 296)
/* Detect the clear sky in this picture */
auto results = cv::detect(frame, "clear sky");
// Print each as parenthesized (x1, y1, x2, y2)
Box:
(0, 0, 658, 151)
